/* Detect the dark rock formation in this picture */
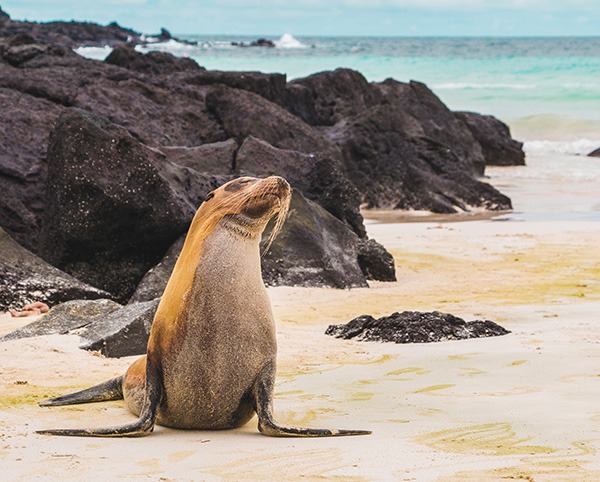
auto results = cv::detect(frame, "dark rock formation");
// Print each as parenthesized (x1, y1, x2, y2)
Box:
(235, 136, 365, 237)
(0, 40, 225, 248)
(159, 139, 238, 174)
(328, 102, 512, 212)
(588, 147, 600, 158)
(131, 189, 371, 300)
(128, 235, 184, 303)
(455, 112, 525, 166)
(0, 12, 141, 48)
(0, 13, 525, 304)
(0, 298, 121, 341)
(205, 84, 338, 156)
(0, 228, 112, 312)
(0, 7, 195, 49)
(250, 38, 275, 48)
(0, 297, 158, 358)
(105, 45, 202, 75)
(0, 7, 10, 23)
(287, 68, 383, 126)
(156, 28, 173, 42)
(232, 38, 275, 48)
(78, 299, 158, 357)
(357, 239, 396, 282)
(261, 190, 368, 289)
(180, 70, 288, 106)
(39, 108, 195, 302)
(325, 311, 510, 343)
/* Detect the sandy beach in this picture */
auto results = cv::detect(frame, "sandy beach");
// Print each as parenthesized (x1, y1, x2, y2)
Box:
(2, 157, 600, 481)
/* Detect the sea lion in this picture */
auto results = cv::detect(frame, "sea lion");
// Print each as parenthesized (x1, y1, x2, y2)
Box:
(37, 176, 370, 437)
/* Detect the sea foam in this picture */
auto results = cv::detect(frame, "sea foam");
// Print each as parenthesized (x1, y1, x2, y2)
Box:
(274, 34, 307, 49)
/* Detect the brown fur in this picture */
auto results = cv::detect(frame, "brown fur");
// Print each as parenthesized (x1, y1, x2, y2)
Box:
(122, 176, 290, 429)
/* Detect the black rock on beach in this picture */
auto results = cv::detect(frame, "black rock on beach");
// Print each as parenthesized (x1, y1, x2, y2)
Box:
(325, 311, 510, 343)
(0, 7, 525, 311)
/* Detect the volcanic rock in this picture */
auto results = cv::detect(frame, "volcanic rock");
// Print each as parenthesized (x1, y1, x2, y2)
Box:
(78, 299, 159, 357)
(159, 139, 238, 174)
(205, 84, 338, 156)
(0, 297, 158, 358)
(455, 111, 525, 166)
(128, 235, 185, 303)
(0, 228, 112, 312)
(357, 239, 397, 282)
(39, 108, 195, 301)
(105, 45, 202, 74)
(180, 70, 288, 106)
(0, 11, 141, 49)
(325, 311, 510, 343)
(328, 101, 512, 212)
(235, 136, 366, 237)
(0, 298, 121, 341)
(287, 68, 383, 126)
(261, 190, 368, 289)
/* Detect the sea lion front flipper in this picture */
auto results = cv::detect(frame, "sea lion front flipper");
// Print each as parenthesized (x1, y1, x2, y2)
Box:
(254, 362, 371, 437)
(36, 356, 162, 437)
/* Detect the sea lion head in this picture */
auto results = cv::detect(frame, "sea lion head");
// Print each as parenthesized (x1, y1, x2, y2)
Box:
(200, 176, 291, 248)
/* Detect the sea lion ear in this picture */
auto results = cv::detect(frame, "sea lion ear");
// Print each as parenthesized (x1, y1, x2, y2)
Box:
(204, 192, 215, 202)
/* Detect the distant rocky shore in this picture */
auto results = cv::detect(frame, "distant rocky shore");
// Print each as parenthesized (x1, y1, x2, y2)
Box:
(0, 6, 525, 317)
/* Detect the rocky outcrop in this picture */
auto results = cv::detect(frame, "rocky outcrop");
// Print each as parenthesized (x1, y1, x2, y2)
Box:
(0, 298, 158, 358)
(78, 299, 158, 357)
(180, 70, 288, 106)
(39, 108, 195, 302)
(0, 298, 121, 341)
(455, 112, 525, 166)
(159, 139, 238, 175)
(235, 136, 365, 237)
(128, 235, 185, 303)
(0, 38, 225, 248)
(0, 6, 194, 49)
(205, 84, 338, 156)
(326, 311, 510, 343)
(261, 191, 368, 288)
(328, 101, 511, 212)
(0, 228, 111, 312)
(357, 239, 396, 282)
(0, 15, 528, 310)
(0, 15, 141, 48)
(131, 189, 371, 301)
(287, 68, 383, 126)
(105, 45, 202, 74)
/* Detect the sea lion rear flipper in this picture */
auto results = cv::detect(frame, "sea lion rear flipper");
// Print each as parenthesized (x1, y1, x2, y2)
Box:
(37, 357, 162, 437)
(254, 363, 371, 437)
(39, 376, 125, 406)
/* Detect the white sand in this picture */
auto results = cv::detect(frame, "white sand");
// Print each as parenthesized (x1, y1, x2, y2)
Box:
(2, 160, 600, 480)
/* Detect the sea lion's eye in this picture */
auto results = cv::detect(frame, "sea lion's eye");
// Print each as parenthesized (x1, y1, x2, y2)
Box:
(204, 192, 214, 202)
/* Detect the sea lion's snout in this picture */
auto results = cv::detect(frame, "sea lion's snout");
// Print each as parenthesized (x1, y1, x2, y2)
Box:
(241, 176, 291, 220)
(269, 176, 291, 196)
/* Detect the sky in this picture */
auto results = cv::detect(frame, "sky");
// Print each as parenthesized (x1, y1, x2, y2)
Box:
(1, 0, 599, 37)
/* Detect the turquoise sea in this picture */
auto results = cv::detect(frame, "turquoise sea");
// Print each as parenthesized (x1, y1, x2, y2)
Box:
(78, 35, 600, 221)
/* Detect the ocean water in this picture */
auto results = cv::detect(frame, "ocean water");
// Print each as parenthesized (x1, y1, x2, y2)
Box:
(77, 35, 600, 221)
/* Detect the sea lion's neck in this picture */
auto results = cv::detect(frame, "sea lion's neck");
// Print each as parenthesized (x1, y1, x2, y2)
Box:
(219, 215, 262, 241)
